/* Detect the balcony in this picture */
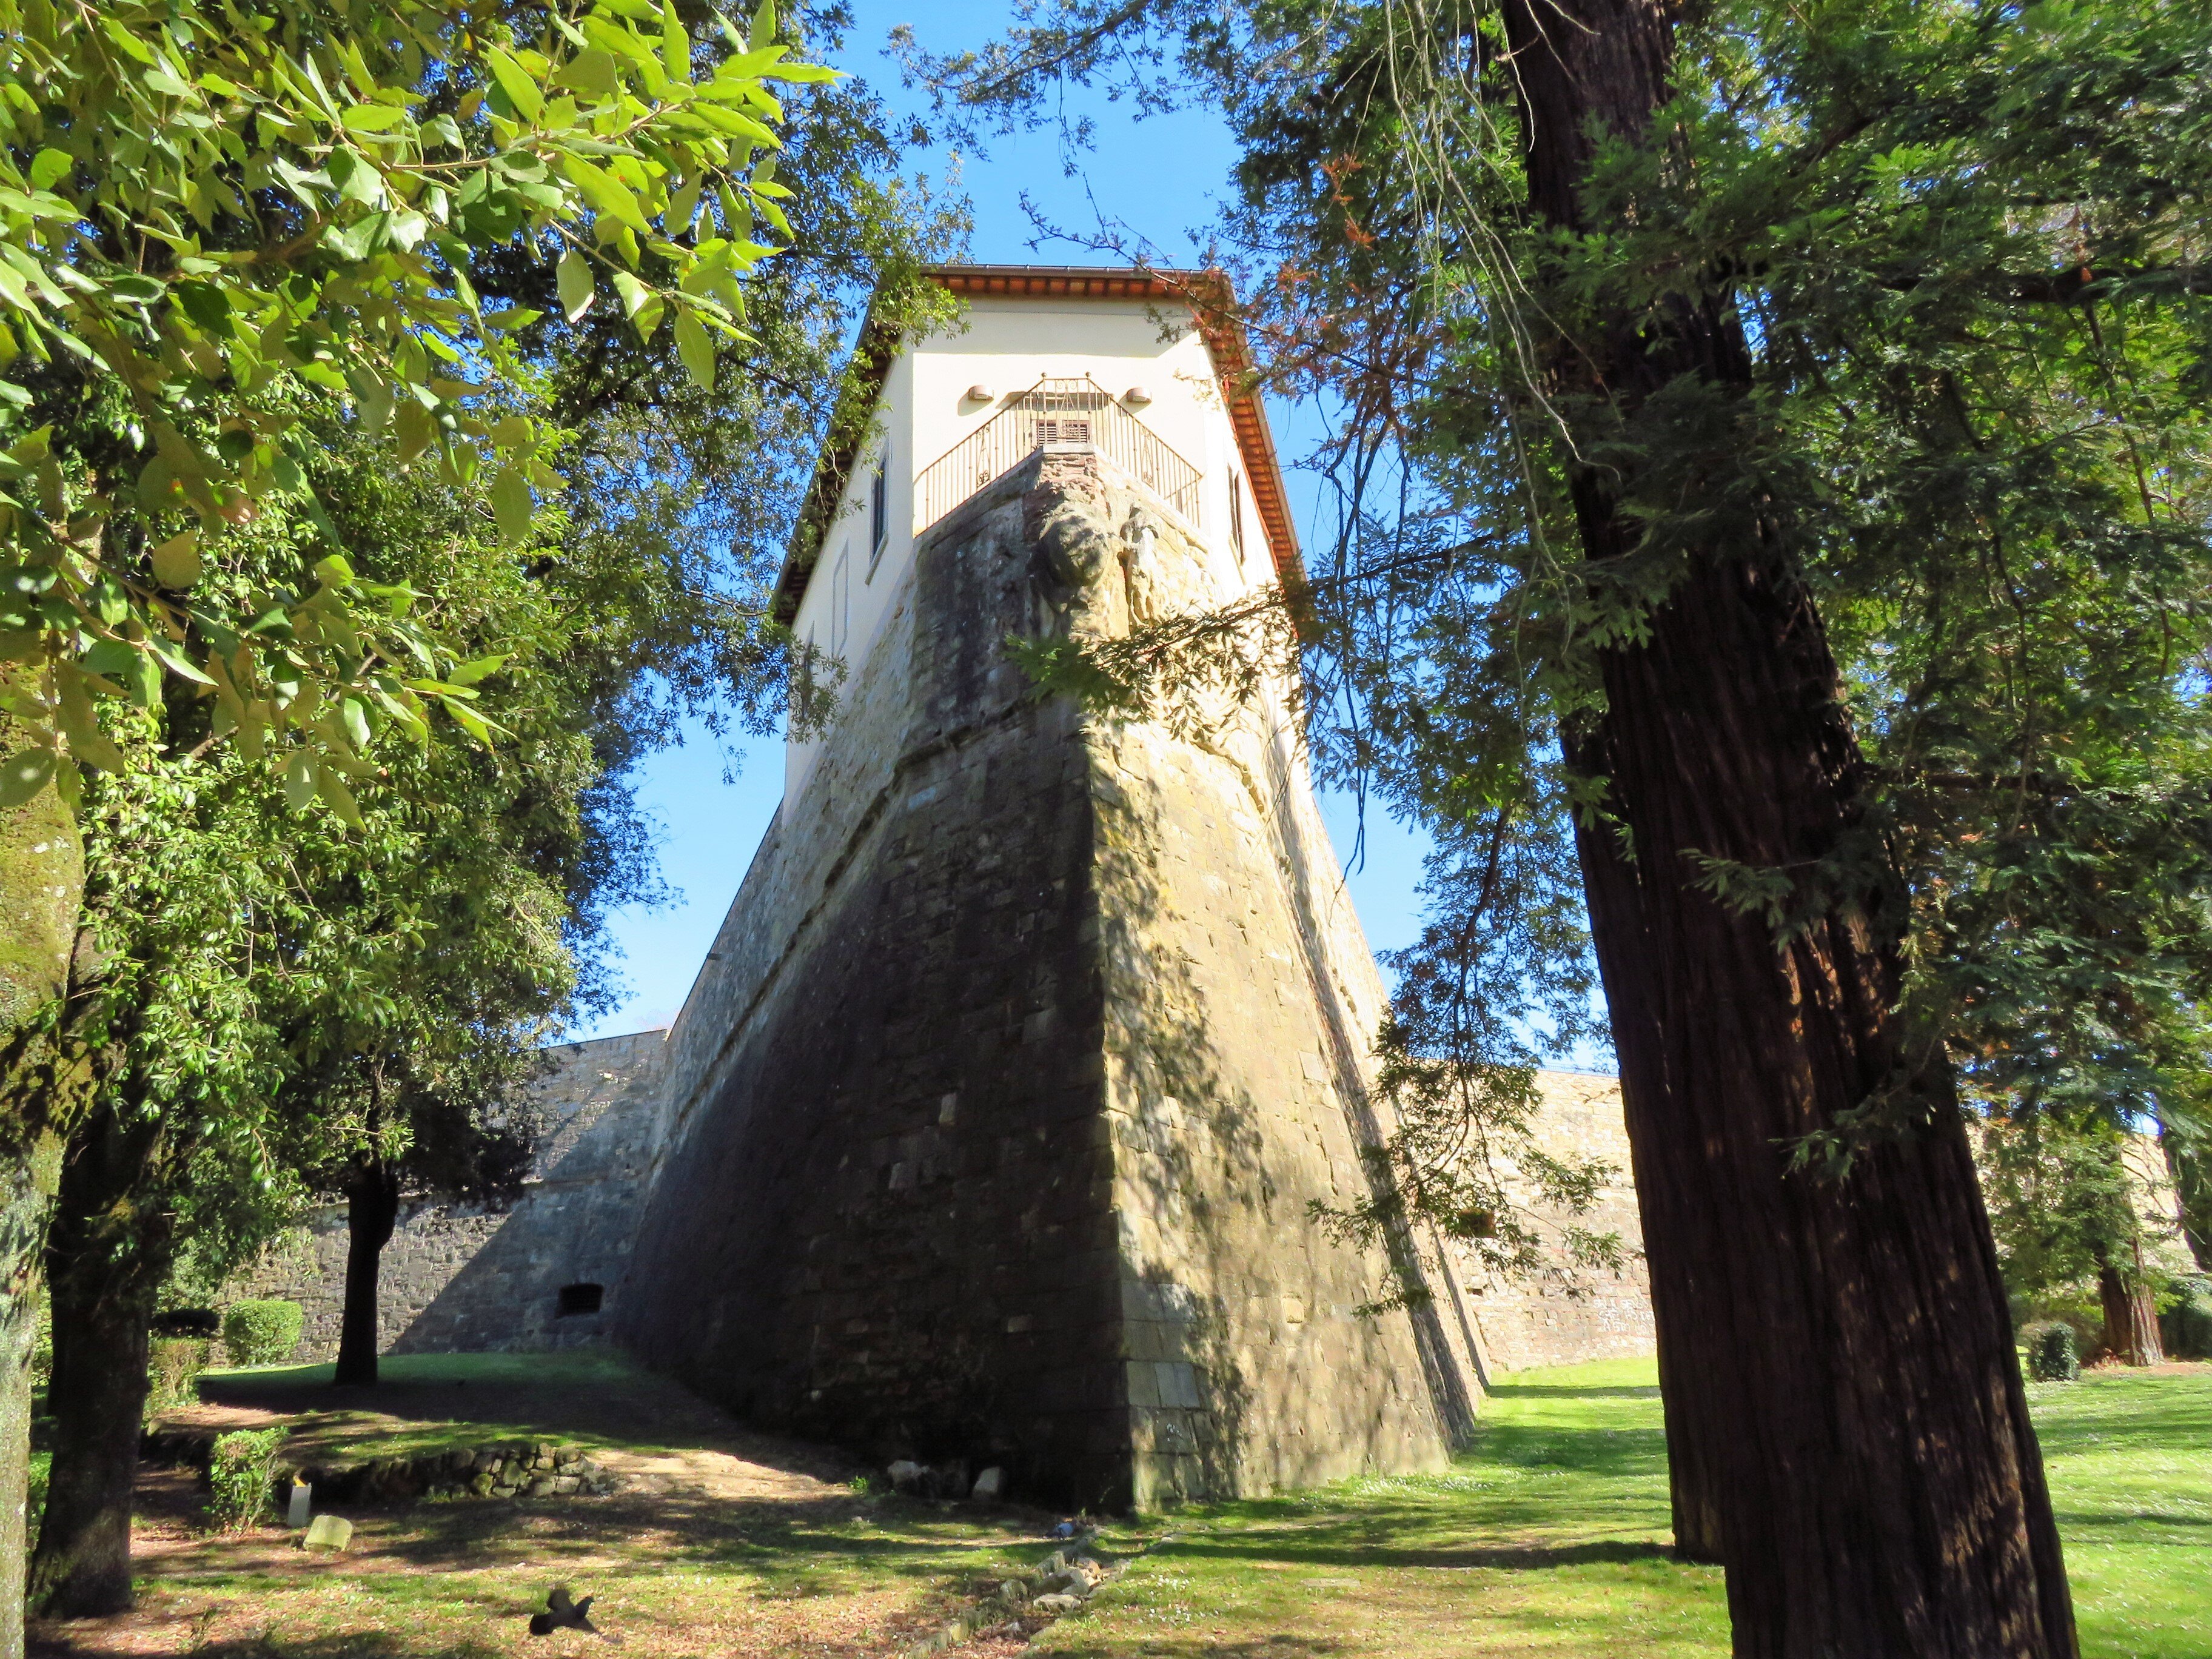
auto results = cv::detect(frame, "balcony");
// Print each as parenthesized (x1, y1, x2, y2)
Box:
(914, 377, 1202, 535)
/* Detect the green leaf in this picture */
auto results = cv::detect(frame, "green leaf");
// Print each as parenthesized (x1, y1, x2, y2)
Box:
(661, 2, 691, 80)
(552, 47, 621, 96)
(749, 0, 777, 50)
(395, 398, 435, 464)
(0, 744, 55, 809)
(557, 248, 596, 322)
(146, 640, 215, 686)
(491, 466, 533, 544)
(444, 698, 496, 746)
(483, 48, 546, 124)
(28, 149, 71, 191)
(447, 654, 508, 686)
(99, 18, 158, 64)
(284, 749, 316, 812)
(674, 306, 716, 391)
(611, 269, 651, 320)
(341, 104, 406, 133)
(341, 695, 372, 749)
(150, 530, 201, 589)
(315, 763, 365, 828)
(562, 155, 651, 234)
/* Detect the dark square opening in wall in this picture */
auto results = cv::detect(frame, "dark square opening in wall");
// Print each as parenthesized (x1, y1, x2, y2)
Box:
(556, 1282, 604, 1318)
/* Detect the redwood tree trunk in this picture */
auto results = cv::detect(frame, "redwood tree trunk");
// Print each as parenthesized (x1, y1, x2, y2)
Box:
(2096, 1241, 2163, 1367)
(1503, 0, 2074, 1652)
(332, 1161, 398, 1387)
(27, 1100, 170, 1617)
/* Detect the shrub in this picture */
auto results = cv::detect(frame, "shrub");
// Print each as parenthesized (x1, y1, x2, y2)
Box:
(146, 1338, 210, 1418)
(221, 1299, 303, 1367)
(207, 1427, 286, 1531)
(2024, 1321, 2081, 1382)
(2160, 1276, 2212, 1361)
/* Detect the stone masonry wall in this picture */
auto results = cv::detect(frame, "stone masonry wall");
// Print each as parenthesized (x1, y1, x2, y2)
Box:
(1439, 1071, 1658, 1376)
(232, 1030, 668, 1361)
(618, 452, 1473, 1509)
(619, 452, 1130, 1506)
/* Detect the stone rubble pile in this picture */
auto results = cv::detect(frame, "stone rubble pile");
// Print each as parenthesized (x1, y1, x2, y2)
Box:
(901, 1533, 1122, 1656)
(447, 1441, 620, 1500)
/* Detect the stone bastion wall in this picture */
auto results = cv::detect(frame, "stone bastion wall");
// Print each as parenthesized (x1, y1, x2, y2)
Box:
(231, 1028, 671, 1361)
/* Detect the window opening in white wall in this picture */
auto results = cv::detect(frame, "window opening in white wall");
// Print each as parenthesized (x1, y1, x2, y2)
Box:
(831, 547, 850, 656)
(1228, 468, 1247, 562)
(869, 445, 890, 572)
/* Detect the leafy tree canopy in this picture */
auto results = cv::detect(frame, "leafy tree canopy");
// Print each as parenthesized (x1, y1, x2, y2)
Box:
(0, 0, 828, 814)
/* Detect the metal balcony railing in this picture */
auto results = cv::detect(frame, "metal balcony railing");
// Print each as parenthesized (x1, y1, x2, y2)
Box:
(914, 377, 1202, 534)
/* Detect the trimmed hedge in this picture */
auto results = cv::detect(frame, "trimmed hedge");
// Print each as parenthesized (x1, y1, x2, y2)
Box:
(2023, 1321, 2081, 1382)
(221, 1299, 303, 1367)
(2162, 1276, 2212, 1360)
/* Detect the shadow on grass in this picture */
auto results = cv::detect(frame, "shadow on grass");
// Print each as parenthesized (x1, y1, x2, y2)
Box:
(1483, 1386, 1660, 1400)
(192, 1352, 857, 1481)
(1164, 1537, 1678, 1571)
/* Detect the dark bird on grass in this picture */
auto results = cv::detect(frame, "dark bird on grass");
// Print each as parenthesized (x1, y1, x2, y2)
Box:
(529, 1587, 597, 1636)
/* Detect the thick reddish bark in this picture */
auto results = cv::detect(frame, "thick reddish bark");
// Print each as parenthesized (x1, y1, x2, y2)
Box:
(333, 1160, 398, 1387)
(1503, 0, 2075, 1651)
(27, 1101, 169, 1617)
(2096, 1242, 2163, 1366)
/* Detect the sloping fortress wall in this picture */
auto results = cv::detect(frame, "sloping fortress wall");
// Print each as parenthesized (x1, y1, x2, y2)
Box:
(618, 452, 1474, 1507)
(233, 1030, 669, 1361)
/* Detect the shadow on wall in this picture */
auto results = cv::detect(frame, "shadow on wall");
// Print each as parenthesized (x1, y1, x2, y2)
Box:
(390, 1031, 669, 1355)
(232, 1031, 671, 1361)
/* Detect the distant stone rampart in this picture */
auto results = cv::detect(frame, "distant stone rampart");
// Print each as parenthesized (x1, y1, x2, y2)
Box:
(230, 1029, 669, 1361)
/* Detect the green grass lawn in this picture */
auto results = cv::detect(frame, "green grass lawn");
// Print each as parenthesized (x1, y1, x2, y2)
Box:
(44, 1352, 2208, 1658)
(2031, 1367, 2212, 1659)
(1041, 1358, 2212, 1659)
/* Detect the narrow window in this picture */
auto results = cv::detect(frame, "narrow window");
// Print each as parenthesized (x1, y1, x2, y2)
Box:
(557, 1282, 603, 1318)
(1228, 468, 1248, 561)
(831, 548, 850, 655)
(869, 446, 890, 569)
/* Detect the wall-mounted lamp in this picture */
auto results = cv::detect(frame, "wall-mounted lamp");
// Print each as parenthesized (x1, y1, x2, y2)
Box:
(1123, 385, 1153, 406)
(964, 383, 996, 403)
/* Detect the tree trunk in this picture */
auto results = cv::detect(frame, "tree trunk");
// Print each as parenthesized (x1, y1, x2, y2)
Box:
(2, 718, 90, 1659)
(27, 1100, 170, 1618)
(1503, 0, 2075, 1652)
(2096, 1240, 2163, 1367)
(333, 1160, 398, 1387)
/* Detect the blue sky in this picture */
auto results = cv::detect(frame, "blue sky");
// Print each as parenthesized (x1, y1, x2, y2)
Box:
(566, 1, 1436, 1039)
